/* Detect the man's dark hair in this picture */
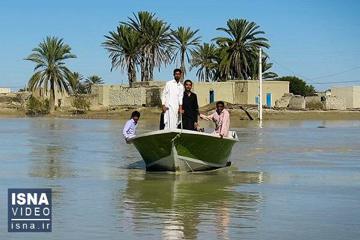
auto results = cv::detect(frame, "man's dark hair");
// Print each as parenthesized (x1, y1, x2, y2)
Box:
(184, 79, 193, 85)
(216, 101, 225, 107)
(131, 111, 140, 118)
(173, 68, 182, 75)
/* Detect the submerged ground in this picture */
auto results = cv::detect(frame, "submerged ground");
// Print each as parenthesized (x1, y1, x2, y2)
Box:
(0, 118, 359, 239)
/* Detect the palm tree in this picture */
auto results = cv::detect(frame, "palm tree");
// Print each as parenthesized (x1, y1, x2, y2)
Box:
(25, 36, 76, 112)
(103, 24, 140, 87)
(171, 26, 201, 80)
(124, 11, 154, 82)
(213, 19, 269, 80)
(84, 75, 104, 93)
(147, 18, 174, 80)
(67, 72, 85, 95)
(249, 55, 278, 80)
(190, 43, 219, 82)
(125, 11, 173, 81)
(86, 75, 103, 84)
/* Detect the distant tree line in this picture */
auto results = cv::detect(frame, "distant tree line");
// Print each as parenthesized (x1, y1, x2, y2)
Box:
(102, 11, 277, 85)
(24, 11, 319, 112)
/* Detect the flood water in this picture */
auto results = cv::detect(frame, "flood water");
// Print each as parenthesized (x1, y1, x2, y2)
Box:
(0, 117, 359, 239)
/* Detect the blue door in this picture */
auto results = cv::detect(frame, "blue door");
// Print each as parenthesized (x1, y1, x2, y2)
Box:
(266, 93, 272, 107)
(209, 90, 215, 103)
(255, 96, 259, 105)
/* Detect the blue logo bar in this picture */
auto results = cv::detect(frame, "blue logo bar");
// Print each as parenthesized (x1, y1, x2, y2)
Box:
(8, 188, 52, 232)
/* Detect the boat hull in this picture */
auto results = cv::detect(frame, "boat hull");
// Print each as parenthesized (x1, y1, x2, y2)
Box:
(130, 129, 238, 172)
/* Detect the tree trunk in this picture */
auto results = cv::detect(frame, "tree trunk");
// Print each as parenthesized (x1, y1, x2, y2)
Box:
(49, 81, 55, 113)
(143, 53, 150, 81)
(140, 53, 146, 82)
(149, 52, 154, 81)
(128, 61, 136, 88)
(180, 48, 186, 81)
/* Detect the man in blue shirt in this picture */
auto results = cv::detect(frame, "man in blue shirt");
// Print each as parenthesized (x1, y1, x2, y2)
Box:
(123, 111, 140, 143)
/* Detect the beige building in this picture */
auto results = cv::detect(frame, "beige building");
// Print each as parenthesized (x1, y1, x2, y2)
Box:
(0, 88, 11, 94)
(331, 86, 360, 109)
(192, 80, 289, 107)
(92, 80, 289, 108)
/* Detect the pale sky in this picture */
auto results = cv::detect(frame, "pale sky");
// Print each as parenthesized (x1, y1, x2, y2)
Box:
(0, 0, 359, 91)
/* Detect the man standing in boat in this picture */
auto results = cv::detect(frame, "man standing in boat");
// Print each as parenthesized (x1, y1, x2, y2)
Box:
(161, 69, 184, 129)
(180, 79, 199, 130)
(200, 101, 230, 138)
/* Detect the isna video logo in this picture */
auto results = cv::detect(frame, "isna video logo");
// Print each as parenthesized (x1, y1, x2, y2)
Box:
(8, 188, 52, 232)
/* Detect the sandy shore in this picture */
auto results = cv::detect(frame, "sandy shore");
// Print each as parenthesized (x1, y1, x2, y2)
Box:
(1, 107, 360, 120)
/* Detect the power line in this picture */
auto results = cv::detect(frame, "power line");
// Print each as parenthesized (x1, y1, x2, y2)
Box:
(271, 58, 360, 85)
(309, 66, 360, 80)
(270, 58, 312, 80)
(311, 80, 360, 85)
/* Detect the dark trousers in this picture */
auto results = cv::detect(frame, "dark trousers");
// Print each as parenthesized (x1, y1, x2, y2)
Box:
(159, 112, 165, 130)
(179, 116, 196, 130)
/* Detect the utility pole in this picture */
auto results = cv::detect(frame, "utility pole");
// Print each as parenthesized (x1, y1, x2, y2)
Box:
(258, 48, 263, 122)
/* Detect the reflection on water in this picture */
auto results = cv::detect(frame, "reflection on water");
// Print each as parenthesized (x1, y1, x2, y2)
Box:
(29, 121, 75, 179)
(0, 118, 359, 239)
(122, 171, 263, 240)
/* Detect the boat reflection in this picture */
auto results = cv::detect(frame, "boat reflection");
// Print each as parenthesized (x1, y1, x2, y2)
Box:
(122, 170, 264, 239)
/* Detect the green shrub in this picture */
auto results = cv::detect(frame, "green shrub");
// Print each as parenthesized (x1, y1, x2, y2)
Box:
(72, 95, 90, 114)
(275, 76, 316, 96)
(26, 95, 50, 116)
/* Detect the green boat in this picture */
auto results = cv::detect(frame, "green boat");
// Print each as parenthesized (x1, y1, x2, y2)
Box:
(129, 129, 238, 172)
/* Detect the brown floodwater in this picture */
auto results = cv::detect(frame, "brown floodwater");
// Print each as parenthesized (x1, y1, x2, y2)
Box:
(0, 118, 359, 239)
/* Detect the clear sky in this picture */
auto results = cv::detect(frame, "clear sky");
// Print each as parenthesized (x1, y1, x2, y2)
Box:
(0, 0, 359, 91)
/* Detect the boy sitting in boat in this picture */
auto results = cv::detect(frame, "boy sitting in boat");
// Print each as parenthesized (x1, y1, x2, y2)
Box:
(200, 101, 230, 138)
(123, 111, 140, 143)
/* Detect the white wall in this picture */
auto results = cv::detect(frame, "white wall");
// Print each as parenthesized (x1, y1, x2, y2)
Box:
(331, 86, 360, 109)
(0, 88, 11, 94)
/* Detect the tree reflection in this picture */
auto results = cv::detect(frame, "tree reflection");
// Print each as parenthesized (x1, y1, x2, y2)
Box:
(29, 120, 74, 179)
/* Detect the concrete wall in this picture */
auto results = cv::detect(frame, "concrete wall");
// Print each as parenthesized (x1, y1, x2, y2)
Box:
(91, 80, 289, 108)
(233, 81, 249, 104)
(145, 87, 162, 106)
(91, 84, 162, 107)
(32, 88, 70, 107)
(332, 86, 360, 109)
(324, 96, 346, 110)
(0, 92, 30, 109)
(60, 94, 99, 110)
(264, 81, 289, 107)
(91, 85, 109, 106)
(240, 80, 289, 107)
(305, 96, 323, 110)
(275, 93, 293, 108)
(192, 82, 235, 107)
(193, 80, 289, 107)
(132, 81, 165, 88)
(289, 95, 306, 110)
(0, 88, 11, 94)
(355, 86, 360, 108)
(109, 85, 146, 106)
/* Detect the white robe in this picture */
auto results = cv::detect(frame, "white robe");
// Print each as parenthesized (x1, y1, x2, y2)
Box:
(161, 79, 184, 129)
